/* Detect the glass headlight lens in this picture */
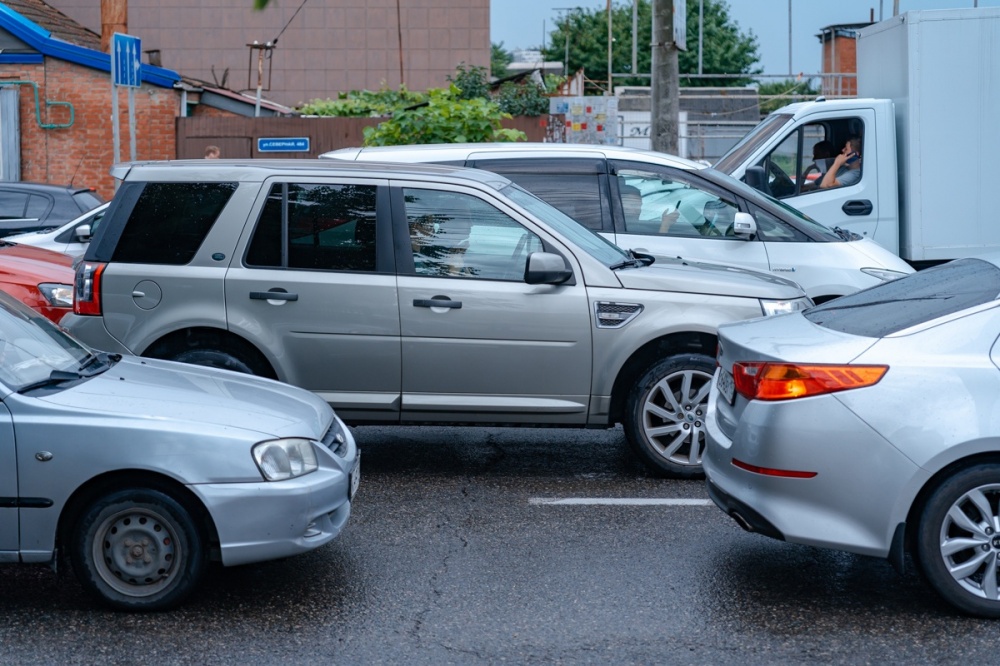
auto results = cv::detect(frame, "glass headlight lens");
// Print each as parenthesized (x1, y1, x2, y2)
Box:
(38, 283, 74, 307)
(760, 296, 813, 317)
(252, 438, 319, 481)
(861, 268, 908, 282)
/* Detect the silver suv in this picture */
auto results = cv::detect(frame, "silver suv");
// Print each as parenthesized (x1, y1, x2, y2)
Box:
(62, 159, 810, 477)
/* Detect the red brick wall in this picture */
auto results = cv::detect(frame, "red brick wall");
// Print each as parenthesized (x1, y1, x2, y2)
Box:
(4, 57, 179, 199)
(821, 35, 859, 97)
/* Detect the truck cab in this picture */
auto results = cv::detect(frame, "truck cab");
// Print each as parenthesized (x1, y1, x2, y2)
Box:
(714, 98, 899, 255)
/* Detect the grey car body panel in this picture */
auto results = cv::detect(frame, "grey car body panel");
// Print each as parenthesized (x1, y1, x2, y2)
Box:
(68, 159, 807, 431)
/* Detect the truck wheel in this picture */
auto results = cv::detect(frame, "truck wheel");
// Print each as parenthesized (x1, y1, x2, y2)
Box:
(916, 465, 1000, 617)
(71, 488, 207, 611)
(623, 354, 715, 478)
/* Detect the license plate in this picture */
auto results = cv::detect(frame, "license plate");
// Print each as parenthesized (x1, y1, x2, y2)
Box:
(349, 452, 360, 501)
(717, 368, 735, 405)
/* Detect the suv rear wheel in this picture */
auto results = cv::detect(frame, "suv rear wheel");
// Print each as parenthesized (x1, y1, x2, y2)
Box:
(170, 348, 262, 375)
(623, 354, 715, 479)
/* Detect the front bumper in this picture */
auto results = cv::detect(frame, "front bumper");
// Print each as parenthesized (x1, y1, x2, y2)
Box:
(191, 435, 359, 566)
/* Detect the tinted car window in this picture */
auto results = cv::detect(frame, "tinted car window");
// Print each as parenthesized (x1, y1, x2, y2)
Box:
(72, 190, 104, 211)
(403, 188, 542, 280)
(496, 173, 605, 231)
(112, 182, 237, 264)
(26, 195, 50, 220)
(0, 192, 27, 218)
(805, 259, 1000, 338)
(246, 183, 378, 272)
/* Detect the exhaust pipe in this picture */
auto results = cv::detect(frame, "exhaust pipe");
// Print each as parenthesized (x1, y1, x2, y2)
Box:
(730, 511, 754, 533)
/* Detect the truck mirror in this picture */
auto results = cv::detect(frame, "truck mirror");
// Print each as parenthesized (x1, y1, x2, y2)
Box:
(745, 166, 771, 196)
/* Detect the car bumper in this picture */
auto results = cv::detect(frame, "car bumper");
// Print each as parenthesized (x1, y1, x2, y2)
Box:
(59, 313, 134, 354)
(703, 384, 922, 559)
(191, 437, 359, 566)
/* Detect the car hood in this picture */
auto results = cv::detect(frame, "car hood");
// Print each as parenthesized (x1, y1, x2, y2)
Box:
(848, 238, 916, 274)
(38, 356, 332, 440)
(0, 242, 74, 283)
(616, 256, 805, 300)
(717, 310, 879, 366)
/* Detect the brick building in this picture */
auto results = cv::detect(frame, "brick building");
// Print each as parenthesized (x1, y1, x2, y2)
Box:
(817, 22, 872, 98)
(45, 0, 492, 108)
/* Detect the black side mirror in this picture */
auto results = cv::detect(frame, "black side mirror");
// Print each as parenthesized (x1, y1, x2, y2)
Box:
(524, 252, 573, 285)
(745, 166, 772, 196)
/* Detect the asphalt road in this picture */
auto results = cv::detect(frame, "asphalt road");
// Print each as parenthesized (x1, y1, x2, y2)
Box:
(0, 425, 995, 664)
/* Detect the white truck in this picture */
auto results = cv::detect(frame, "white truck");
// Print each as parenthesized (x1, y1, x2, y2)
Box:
(714, 8, 999, 267)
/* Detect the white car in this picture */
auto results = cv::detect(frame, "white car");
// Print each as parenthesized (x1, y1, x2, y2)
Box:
(8, 202, 109, 258)
(323, 144, 914, 302)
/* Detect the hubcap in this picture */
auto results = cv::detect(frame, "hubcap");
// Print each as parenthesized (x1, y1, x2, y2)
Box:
(939, 483, 1000, 600)
(92, 507, 179, 598)
(640, 368, 713, 468)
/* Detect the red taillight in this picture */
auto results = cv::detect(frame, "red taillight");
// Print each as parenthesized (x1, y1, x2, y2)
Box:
(732, 362, 887, 401)
(732, 458, 817, 478)
(73, 261, 106, 316)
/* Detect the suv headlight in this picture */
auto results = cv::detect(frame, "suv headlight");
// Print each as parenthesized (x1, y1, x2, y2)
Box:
(38, 283, 73, 308)
(252, 438, 319, 481)
(760, 296, 813, 317)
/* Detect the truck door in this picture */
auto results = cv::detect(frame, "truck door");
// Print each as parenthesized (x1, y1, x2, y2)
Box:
(750, 108, 889, 250)
(0, 402, 17, 557)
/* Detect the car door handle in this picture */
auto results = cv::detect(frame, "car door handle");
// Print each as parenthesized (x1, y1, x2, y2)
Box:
(842, 200, 873, 216)
(413, 297, 462, 309)
(250, 290, 298, 301)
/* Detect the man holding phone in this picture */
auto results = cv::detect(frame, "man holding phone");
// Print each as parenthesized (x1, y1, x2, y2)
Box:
(820, 137, 863, 189)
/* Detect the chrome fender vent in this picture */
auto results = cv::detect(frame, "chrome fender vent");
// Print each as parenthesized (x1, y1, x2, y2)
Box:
(594, 301, 643, 329)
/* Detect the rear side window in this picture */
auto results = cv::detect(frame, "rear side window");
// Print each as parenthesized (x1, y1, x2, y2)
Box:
(496, 173, 605, 231)
(246, 183, 378, 272)
(0, 191, 27, 218)
(73, 190, 104, 211)
(805, 259, 1000, 337)
(112, 183, 237, 264)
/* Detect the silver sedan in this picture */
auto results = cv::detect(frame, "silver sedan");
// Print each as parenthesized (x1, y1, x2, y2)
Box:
(0, 291, 359, 611)
(705, 255, 1000, 617)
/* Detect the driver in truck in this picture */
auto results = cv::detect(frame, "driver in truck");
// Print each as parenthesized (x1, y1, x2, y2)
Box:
(820, 137, 863, 189)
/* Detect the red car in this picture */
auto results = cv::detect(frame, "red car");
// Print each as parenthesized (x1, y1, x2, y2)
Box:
(0, 241, 74, 324)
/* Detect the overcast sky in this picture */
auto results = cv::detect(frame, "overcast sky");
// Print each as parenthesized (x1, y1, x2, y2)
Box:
(490, 0, 998, 77)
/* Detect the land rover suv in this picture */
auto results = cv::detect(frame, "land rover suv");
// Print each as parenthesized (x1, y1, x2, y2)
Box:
(62, 159, 810, 477)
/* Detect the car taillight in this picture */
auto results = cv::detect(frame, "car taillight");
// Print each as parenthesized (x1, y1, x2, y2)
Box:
(732, 362, 887, 401)
(74, 261, 106, 316)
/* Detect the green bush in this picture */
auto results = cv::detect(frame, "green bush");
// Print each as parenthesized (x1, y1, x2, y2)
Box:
(299, 86, 426, 117)
(496, 81, 549, 117)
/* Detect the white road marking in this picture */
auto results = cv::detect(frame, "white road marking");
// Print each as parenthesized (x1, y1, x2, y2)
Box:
(529, 498, 713, 506)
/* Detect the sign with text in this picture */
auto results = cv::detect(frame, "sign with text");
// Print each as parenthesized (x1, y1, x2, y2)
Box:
(257, 137, 310, 153)
(112, 33, 142, 88)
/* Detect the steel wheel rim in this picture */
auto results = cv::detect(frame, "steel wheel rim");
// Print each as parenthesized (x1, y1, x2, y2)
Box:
(640, 368, 714, 468)
(92, 507, 180, 598)
(939, 483, 1000, 601)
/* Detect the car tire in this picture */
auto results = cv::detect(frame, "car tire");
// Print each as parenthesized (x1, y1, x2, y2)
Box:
(916, 464, 1000, 617)
(170, 347, 262, 376)
(71, 488, 207, 612)
(623, 354, 715, 479)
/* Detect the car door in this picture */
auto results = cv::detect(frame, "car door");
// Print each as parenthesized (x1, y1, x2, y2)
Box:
(0, 401, 17, 558)
(608, 161, 772, 274)
(225, 177, 402, 423)
(391, 183, 593, 424)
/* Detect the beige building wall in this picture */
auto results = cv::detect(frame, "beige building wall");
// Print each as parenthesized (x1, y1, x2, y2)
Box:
(46, 0, 490, 108)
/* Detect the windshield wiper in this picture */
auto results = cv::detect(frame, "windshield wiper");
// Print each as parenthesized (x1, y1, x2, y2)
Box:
(831, 226, 860, 241)
(17, 369, 85, 394)
(609, 249, 646, 271)
(77, 351, 119, 375)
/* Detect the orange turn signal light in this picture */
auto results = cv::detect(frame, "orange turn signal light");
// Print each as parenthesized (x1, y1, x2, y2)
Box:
(733, 362, 887, 401)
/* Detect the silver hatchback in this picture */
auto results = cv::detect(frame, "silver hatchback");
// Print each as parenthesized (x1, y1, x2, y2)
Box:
(63, 159, 810, 478)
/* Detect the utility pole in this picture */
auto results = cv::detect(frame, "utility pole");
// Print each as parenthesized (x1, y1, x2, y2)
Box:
(651, 0, 679, 154)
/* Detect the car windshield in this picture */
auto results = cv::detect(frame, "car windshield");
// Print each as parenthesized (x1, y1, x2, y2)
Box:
(714, 113, 794, 174)
(501, 184, 631, 267)
(0, 291, 93, 390)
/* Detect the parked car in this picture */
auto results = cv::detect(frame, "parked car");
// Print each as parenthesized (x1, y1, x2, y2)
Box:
(0, 181, 104, 237)
(322, 143, 914, 302)
(8, 201, 109, 258)
(0, 288, 359, 610)
(61, 159, 811, 478)
(0, 240, 75, 324)
(704, 255, 1000, 617)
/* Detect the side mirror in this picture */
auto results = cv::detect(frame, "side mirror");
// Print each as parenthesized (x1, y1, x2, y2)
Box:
(525, 252, 573, 285)
(745, 166, 771, 196)
(732, 212, 757, 239)
(74, 224, 92, 242)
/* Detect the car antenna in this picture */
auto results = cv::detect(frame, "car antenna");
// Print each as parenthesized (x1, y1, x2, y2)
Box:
(68, 155, 85, 186)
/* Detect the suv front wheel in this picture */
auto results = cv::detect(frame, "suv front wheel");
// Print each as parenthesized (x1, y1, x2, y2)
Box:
(623, 354, 715, 479)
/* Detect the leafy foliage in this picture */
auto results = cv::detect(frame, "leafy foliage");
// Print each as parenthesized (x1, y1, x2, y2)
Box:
(299, 87, 426, 117)
(362, 85, 525, 146)
(757, 78, 820, 115)
(492, 42, 513, 79)
(495, 81, 549, 116)
(542, 0, 760, 90)
(448, 63, 492, 100)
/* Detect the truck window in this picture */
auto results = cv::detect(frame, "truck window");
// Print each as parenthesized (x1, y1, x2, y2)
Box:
(758, 119, 863, 198)
(715, 113, 793, 174)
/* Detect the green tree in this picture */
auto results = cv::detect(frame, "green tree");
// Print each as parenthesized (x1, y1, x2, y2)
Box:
(492, 42, 513, 79)
(543, 0, 760, 90)
(757, 78, 820, 115)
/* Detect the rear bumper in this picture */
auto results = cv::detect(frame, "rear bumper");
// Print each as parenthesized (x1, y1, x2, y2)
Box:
(60, 313, 134, 354)
(706, 476, 785, 541)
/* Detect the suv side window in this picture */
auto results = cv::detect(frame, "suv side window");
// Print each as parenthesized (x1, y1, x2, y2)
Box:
(615, 168, 741, 240)
(247, 183, 378, 271)
(402, 188, 542, 280)
(112, 182, 237, 264)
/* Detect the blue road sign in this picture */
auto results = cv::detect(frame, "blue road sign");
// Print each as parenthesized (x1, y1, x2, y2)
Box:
(257, 137, 311, 153)
(112, 33, 142, 88)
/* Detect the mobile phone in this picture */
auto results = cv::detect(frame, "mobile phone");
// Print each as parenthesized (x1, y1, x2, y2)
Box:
(845, 152, 860, 165)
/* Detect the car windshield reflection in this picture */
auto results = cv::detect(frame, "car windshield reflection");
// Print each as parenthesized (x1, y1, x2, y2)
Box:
(0, 292, 93, 390)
